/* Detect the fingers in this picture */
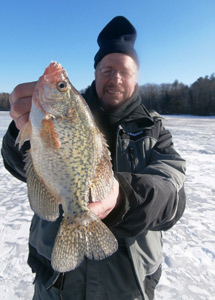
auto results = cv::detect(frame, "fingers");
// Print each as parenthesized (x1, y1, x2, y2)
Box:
(89, 201, 106, 219)
(10, 96, 32, 119)
(9, 81, 36, 130)
(10, 97, 32, 130)
(89, 178, 120, 219)
(11, 111, 31, 131)
(9, 81, 36, 106)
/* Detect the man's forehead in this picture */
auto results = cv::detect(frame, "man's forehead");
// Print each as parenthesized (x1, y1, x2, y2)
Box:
(99, 53, 137, 70)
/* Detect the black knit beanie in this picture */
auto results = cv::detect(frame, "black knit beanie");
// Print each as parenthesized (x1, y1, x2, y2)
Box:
(94, 16, 139, 68)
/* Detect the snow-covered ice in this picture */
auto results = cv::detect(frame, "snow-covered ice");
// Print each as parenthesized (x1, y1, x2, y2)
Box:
(0, 112, 34, 299)
(155, 115, 215, 300)
(0, 112, 215, 300)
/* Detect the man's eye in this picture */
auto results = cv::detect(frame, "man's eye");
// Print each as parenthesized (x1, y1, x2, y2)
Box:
(99, 68, 113, 77)
(103, 71, 112, 76)
(120, 71, 128, 77)
(120, 71, 132, 77)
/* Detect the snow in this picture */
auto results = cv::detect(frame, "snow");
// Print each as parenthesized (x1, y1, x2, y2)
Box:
(0, 112, 215, 300)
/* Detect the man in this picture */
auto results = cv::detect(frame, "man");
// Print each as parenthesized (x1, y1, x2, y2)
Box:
(1, 16, 186, 300)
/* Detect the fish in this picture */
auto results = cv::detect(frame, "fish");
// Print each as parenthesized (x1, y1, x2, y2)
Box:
(16, 62, 118, 272)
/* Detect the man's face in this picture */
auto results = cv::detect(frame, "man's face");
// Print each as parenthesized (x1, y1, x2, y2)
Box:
(95, 53, 138, 110)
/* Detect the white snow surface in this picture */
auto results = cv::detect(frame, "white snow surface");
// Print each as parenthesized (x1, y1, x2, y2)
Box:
(0, 112, 215, 300)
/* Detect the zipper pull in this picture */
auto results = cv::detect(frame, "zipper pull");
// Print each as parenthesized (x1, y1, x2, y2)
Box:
(129, 147, 135, 161)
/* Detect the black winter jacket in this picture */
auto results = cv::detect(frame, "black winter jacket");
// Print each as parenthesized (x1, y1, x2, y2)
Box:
(1, 82, 186, 298)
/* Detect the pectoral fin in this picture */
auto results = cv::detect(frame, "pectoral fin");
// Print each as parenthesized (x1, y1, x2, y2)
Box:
(40, 118, 61, 149)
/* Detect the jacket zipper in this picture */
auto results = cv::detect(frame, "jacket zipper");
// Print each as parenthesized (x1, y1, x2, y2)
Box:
(115, 125, 136, 172)
(129, 147, 135, 171)
(114, 125, 122, 172)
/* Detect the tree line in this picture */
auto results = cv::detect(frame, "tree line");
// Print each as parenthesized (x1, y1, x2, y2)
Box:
(0, 93, 10, 111)
(140, 73, 215, 115)
(1, 73, 215, 115)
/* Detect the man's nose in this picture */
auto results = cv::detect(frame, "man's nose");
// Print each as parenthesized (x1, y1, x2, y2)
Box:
(110, 71, 123, 83)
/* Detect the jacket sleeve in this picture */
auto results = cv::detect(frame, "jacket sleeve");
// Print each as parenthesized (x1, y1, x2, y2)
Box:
(1, 121, 29, 182)
(104, 119, 186, 237)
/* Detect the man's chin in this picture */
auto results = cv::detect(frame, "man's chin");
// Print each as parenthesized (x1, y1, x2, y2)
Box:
(101, 98, 124, 111)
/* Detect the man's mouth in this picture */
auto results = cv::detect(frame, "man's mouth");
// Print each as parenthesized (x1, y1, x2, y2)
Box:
(105, 89, 123, 95)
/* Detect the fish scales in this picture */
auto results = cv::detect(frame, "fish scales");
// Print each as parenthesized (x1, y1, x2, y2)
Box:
(17, 62, 118, 272)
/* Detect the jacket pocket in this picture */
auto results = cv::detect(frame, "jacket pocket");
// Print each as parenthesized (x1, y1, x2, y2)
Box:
(116, 132, 157, 173)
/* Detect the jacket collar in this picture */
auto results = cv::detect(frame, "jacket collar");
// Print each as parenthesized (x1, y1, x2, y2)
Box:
(83, 81, 154, 130)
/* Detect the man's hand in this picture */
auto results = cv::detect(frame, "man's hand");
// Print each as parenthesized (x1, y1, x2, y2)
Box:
(89, 178, 120, 220)
(9, 81, 36, 130)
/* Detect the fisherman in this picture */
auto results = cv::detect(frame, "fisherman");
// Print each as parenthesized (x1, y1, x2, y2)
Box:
(1, 16, 186, 300)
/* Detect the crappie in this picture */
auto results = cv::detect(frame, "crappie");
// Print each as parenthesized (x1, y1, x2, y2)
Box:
(17, 62, 118, 272)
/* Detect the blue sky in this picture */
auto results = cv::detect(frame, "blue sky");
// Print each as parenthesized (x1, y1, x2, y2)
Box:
(0, 0, 214, 93)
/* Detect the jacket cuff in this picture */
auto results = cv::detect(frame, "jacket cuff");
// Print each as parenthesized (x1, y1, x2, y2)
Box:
(8, 120, 20, 138)
(103, 172, 136, 228)
(1, 121, 29, 182)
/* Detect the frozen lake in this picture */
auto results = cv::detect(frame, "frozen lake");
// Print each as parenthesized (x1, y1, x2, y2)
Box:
(0, 112, 215, 299)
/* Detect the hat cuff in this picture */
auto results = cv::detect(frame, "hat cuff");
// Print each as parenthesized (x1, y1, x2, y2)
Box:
(94, 44, 138, 68)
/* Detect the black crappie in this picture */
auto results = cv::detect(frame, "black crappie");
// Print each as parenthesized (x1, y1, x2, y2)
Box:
(17, 62, 118, 272)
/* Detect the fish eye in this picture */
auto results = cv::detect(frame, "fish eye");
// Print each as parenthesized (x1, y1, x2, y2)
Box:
(57, 81, 68, 92)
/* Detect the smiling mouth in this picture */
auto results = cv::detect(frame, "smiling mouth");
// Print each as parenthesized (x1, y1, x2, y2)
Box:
(106, 89, 123, 95)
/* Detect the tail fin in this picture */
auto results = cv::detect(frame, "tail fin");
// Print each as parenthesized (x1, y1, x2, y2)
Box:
(51, 211, 118, 272)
